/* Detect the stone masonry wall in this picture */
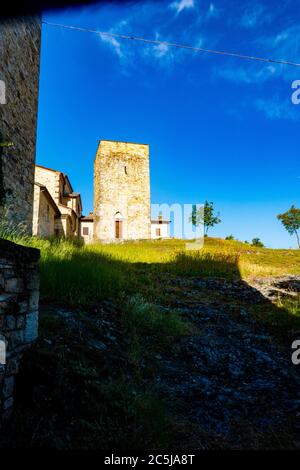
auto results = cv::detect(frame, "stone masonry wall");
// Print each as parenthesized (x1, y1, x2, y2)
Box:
(0, 16, 41, 234)
(0, 238, 40, 422)
(94, 140, 151, 241)
(33, 185, 57, 237)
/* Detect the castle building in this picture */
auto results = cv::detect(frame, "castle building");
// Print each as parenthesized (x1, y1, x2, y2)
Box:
(93, 140, 152, 242)
(32, 141, 170, 242)
(32, 165, 82, 237)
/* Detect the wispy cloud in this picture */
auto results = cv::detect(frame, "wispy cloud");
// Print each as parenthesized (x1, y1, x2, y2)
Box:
(170, 0, 195, 15)
(254, 96, 299, 121)
(240, 3, 271, 29)
(216, 22, 300, 86)
(206, 2, 219, 19)
(216, 62, 278, 84)
(99, 33, 124, 59)
(259, 25, 300, 64)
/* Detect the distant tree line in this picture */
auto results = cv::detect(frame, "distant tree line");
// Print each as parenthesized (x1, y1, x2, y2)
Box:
(189, 201, 300, 249)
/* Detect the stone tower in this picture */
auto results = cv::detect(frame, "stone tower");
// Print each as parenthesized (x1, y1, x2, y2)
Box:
(94, 140, 151, 241)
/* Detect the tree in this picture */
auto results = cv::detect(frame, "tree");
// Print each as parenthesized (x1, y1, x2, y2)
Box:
(252, 237, 264, 248)
(277, 205, 300, 248)
(225, 235, 235, 240)
(189, 201, 221, 235)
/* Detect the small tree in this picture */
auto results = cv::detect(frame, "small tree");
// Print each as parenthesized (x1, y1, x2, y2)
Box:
(277, 205, 300, 248)
(189, 201, 221, 235)
(252, 237, 264, 248)
(225, 235, 235, 241)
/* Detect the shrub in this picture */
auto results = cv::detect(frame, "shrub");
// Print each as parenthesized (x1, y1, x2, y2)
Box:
(252, 238, 265, 248)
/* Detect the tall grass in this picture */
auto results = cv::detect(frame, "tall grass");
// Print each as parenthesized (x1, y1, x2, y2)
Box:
(2, 235, 299, 306)
(23, 237, 132, 305)
(0, 209, 28, 242)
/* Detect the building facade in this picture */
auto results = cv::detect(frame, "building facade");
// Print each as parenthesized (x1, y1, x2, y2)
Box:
(94, 140, 151, 242)
(0, 16, 41, 233)
(33, 165, 82, 238)
(80, 212, 94, 243)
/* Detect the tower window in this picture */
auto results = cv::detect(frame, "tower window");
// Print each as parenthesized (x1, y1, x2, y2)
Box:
(83, 227, 89, 236)
(124, 166, 128, 175)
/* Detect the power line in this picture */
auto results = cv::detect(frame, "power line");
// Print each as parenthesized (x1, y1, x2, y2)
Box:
(42, 20, 300, 68)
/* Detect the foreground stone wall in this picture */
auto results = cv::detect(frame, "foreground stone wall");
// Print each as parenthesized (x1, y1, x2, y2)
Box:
(94, 140, 151, 241)
(0, 16, 41, 234)
(0, 239, 39, 421)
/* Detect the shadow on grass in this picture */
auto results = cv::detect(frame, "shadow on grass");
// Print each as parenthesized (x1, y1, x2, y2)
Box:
(1, 238, 299, 449)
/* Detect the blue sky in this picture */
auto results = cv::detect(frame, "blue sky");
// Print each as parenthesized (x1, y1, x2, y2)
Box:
(37, 0, 300, 248)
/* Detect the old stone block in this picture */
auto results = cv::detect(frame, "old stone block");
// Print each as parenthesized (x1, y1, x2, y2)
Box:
(29, 290, 39, 310)
(9, 330, 24, 349)
(24, 311, 38, 343)
(2, 397, 13, 411)
(6, 358, 19, 375)
(16, 315, 25, 329)
(3, 376, 14, 398)
(18, 300, 28, 314)
(5, 277, 24, 294)
(0, 294, 16, 303)
(26, 272, 40, 290)
(4, 315, 16, 331)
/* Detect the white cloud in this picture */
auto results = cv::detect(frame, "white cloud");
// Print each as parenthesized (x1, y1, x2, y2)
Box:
(254, 97, 299, 121)
(207, 3, 219, 19)
(170, 0, 195, 15)
(216, 63, 278, 84)
(153, 42, 169, 58)
(215, 22, 300, 86)
(261, 25, 300, 64)
(99, 33, 123, 59)
(240, 3, 271, 29)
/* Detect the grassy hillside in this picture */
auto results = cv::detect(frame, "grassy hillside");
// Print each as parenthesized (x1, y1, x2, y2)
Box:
(14, 237, 300, 306)
(1, 236, 299, 449)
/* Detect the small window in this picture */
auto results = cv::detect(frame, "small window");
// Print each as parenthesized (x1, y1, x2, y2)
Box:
(83, 227, 89, 236)
(156, 228, 161, 237)
(124, 166, 128, 175)
(115, 220, 123, 239)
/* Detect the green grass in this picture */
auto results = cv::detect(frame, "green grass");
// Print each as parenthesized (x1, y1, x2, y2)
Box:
(1, 234, 300, 449)
(13, 236, 299, 307)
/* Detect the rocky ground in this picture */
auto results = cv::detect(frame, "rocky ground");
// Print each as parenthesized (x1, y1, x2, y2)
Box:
(3, 275, 300, 449)
(155, 275, 300, 448)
